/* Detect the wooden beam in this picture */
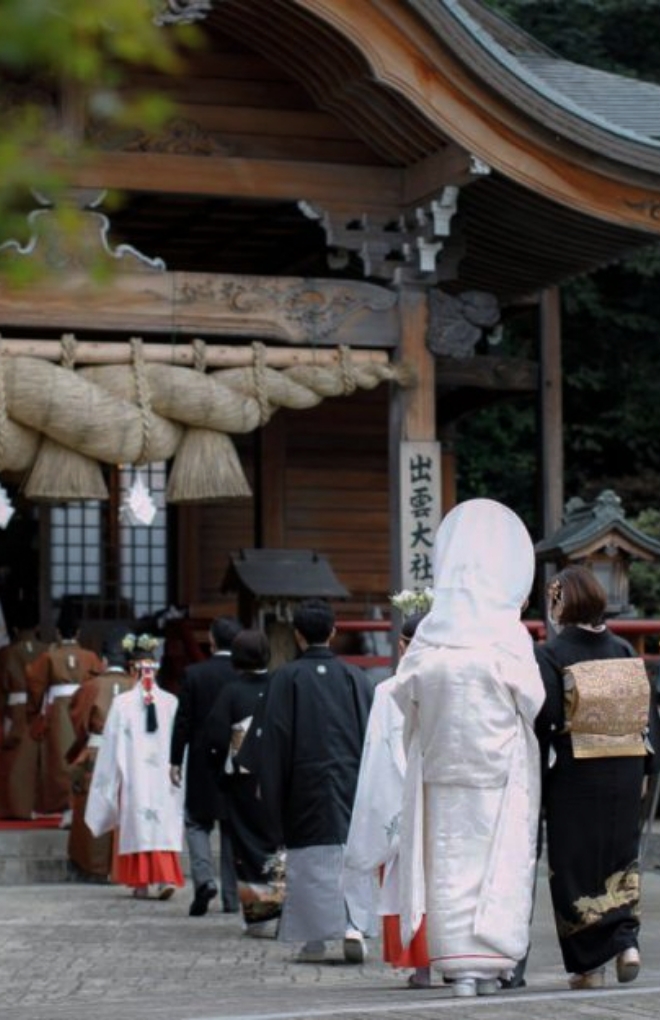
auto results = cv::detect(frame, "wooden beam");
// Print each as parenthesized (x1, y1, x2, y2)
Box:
(65, 152, 403, 208)
(0, 270, 400, 345)
(404, 145, 490, 207)
(0, 338, 392, 368)
(435, 354, 538, 391)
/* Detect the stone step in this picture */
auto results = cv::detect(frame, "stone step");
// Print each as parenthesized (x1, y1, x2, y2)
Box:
(2, 825, 659, 885)
(0, 826, 212, 884)
(0, 828, 69, 884)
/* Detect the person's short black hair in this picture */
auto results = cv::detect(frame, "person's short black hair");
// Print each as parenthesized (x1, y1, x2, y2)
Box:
(12, 600, 40, 633)
(293, 599, 335, 644)
(210, 616, 242, 651)
(231, 629, 270, 671)
(57, 609, 79, 640)
(401, 611, 426, 643)
(102, 628, 130, 669)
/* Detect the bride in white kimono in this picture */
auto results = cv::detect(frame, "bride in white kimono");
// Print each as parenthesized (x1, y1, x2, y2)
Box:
(392, 498, 545, 998)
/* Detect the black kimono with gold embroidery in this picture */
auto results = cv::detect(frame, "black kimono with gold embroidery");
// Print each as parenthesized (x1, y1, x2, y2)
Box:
(535, 626, 660, 975)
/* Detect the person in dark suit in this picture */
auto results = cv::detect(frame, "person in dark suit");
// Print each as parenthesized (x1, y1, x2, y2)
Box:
(170, 616, 242, 916)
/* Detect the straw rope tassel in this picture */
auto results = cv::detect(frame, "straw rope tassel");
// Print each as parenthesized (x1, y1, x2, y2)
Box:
(1, 342, 414, 502)
(166, 337, 252, 503)
(23, 335, 110, 501)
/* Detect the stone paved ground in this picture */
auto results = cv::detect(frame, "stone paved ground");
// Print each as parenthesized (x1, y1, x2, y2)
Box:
(2, 869, 660, 1020)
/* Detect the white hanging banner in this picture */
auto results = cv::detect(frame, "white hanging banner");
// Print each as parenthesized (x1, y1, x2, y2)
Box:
(0, 485, 15, 530)
(399, 441, 442, 592)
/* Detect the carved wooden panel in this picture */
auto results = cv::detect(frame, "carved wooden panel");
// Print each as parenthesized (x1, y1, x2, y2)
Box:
(0, 269, 399, 345)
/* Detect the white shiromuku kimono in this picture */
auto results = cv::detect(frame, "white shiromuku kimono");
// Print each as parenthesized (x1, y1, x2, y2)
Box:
(85, 683, 184, 855)
(392, 498, 545, 981)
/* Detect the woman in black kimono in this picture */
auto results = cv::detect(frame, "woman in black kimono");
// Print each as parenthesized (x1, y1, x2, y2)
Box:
(536, 565, 660, 990)
(206, 629, 283, 937)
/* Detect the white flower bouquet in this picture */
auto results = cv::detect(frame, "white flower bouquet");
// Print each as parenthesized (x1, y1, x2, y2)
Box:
(390, 587, 434, 617)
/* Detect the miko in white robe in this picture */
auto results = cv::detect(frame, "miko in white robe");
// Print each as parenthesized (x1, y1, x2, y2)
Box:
(391, 499, 545, 993)
(345, 668, 430, 975)
(85, 676, 185, 892)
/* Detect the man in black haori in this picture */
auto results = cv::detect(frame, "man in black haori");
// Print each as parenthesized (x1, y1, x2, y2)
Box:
(536, 564, 660, 990)
(170, 617, 241, 916)
(258, 598, 374, 963)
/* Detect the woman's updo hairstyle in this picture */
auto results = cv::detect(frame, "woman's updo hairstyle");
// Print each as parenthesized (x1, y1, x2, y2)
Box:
(547, 564, 607, 627)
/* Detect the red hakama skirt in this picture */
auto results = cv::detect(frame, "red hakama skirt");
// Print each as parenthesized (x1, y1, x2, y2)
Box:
(382, 914, 430, 968)
(113, 850, 185, 888)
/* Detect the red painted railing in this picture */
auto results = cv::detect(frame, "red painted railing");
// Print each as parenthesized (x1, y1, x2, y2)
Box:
(336, 618, 660, 672)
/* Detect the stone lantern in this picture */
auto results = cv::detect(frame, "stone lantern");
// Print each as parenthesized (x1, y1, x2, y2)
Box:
(535, 490, 660, 616)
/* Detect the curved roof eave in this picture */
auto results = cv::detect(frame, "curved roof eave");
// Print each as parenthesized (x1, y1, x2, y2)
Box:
(536, 520, 660, 561)
(289, 0, 660, 235)
(434, 0, 660, 162)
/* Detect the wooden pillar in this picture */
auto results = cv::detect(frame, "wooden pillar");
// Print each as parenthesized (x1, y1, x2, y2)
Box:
(389, 287, 438, 604)
(399, 289, 435, 443)
(539, 286, 564, 537)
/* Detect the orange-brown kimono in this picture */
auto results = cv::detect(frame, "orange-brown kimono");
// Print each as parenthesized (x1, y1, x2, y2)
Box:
(27, 641, 103, 814)
(0, 632, 48, 819)
(67, 667, 133, 878)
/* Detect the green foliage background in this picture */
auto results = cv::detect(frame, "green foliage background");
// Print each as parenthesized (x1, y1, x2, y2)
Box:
(458, 1, 660, 614)
(0, 1, 198, 282)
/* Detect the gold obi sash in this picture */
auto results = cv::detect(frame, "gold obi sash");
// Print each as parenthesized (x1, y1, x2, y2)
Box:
(563, 657, 650, 759)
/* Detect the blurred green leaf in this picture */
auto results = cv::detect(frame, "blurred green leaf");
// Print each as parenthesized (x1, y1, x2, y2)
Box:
(0, 0, 200, 282)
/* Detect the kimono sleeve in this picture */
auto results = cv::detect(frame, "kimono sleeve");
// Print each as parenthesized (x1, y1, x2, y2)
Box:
(345, 683, 404, 872)
(644, 671, 660, 776)
(85, 698, 124, 837)
(256, 667, 294, 843)
(345, 664, 374, 741)
(202, 681, 235, 783)
(25, 651, 50, 717)
(533, 644, 565, 739)
(233, 679, 268, 775)
(390, 657, 420, 754)
(66, 683, 96, 764)
(170, 668, 193, 768)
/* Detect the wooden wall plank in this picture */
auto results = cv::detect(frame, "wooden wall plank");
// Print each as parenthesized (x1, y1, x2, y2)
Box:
(178, 389, 392, 619)
(283, 388, 390, 610)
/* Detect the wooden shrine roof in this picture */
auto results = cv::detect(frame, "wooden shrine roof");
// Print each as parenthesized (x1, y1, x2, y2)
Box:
(458, 0, 660, 148)
(7, 0, 660, 307)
